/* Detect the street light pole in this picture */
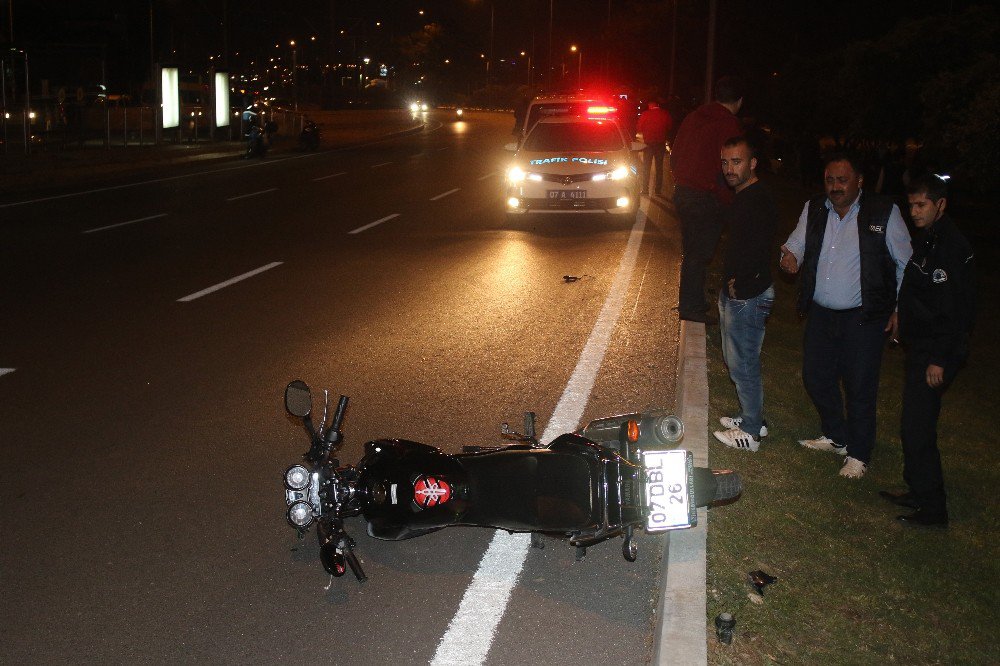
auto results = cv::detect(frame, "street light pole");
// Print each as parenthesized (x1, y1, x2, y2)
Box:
(290, 40, 298, 111)
(570, 45, 581, 89)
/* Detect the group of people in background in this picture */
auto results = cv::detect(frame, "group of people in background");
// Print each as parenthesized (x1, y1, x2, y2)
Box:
(634, 76, 976, 529)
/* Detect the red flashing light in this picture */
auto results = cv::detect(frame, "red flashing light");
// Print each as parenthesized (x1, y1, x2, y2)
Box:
(586, 105, 617, 115)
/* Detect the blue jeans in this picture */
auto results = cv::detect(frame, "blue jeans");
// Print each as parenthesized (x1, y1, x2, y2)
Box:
(718, 286, 775, 436)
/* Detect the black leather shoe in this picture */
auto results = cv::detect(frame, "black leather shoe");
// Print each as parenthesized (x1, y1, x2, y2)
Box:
(879, 490, 918, 509)
(896, 509, 948, 528)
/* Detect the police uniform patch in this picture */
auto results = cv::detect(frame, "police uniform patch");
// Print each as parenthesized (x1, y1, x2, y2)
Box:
(932, 268, 948, 283)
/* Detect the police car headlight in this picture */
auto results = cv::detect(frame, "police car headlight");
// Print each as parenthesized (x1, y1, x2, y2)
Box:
(507, 166, 526, 183)
(409, 102, 419, 113)
(610, 166, 629, 181)
(616, 196, 630, 208)
(591, 173, 608, 182)
(507, 197, 521, 209)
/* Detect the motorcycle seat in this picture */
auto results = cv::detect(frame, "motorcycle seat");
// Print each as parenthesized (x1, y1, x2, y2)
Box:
(458, 449, 602, 532)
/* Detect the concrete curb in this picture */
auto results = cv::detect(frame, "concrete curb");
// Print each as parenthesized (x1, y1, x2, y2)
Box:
(654, 319, 709, 665)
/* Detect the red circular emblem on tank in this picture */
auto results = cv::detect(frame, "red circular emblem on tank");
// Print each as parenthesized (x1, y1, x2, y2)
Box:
(413, 475, 452, 509)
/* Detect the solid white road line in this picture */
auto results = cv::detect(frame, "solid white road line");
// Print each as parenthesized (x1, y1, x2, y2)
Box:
(430, 188, 460, 201)
(83, 213, 168, 234)
(477, 172, 497, 181)
(177, 261, 283, 302)
(348, 213, 400, 235)
(0, 368, 15, 378)
(226, 188, 278, 202)
(371, 162, 392, 169)
(430, 207, 648, 666)
(313, 172, 347, 181)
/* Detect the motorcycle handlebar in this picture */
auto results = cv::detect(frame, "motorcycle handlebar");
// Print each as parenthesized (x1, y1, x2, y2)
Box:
(331, 395, 349, 432)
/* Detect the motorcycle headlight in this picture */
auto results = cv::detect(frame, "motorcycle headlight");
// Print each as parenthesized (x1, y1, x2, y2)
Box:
(507, 166, 526, 183)
(287, 500, 314, 528)
(610, 166, 629, 181)
(284, 465, 310, 491)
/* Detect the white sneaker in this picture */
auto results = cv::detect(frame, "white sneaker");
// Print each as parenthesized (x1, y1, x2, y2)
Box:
(713, 427, 760, 452)
(799, 435, 847, 455)
(719, 416, 768, 438)
(839, 456, 867, 479)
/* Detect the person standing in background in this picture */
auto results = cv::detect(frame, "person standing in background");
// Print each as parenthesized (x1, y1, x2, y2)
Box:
(636, 98, 672, 198)
(671, 76, 744, 324)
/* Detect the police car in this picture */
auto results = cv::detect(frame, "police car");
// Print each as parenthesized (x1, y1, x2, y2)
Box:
(504, 113, 642, 216)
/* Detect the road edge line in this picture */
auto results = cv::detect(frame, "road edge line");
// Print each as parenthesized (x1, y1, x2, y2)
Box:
(429, 205, 649, 666)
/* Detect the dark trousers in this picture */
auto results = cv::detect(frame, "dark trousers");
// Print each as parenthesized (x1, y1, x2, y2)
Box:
(802, 305, 888, 463)
(900, 351, 957, 516)
(675, 186, 724, 318)
(641, 144, 666, 193)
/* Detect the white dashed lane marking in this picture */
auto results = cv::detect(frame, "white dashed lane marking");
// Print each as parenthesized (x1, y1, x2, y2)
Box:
(83, 213, 168, 234)
(226, 188, 278, 202)
(313, 172, 347, 181)
(430, 188, 460, 201)
(349, 214, 400, 235)
(177, 262, 283, 302)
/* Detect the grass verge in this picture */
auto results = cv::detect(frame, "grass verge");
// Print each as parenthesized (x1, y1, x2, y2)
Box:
(704, 174, 999, 664)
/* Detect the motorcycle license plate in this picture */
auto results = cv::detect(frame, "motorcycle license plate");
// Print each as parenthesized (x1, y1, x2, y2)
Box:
(642, 449, 696, 531)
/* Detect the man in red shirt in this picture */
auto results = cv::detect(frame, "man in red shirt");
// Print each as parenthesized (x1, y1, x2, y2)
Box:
(671, 76, 744, 323)
(636, 98, 673, 197)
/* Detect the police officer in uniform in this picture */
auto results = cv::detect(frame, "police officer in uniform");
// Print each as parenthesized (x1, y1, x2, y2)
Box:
(881, 174, 976, 527)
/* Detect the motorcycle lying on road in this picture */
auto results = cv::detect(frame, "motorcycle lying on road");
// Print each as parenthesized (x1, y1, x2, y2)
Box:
(280, 380, 742, 582)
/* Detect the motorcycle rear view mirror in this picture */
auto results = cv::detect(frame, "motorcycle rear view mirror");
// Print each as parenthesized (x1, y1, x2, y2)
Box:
(284, 380, 313, 418)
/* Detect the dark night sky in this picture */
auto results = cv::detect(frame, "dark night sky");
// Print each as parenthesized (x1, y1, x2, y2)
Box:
(3, 0, 982, 97)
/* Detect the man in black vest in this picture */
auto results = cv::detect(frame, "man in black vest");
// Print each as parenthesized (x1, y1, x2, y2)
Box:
(779, 153, 912, 478)
(881, 174, 975, 527)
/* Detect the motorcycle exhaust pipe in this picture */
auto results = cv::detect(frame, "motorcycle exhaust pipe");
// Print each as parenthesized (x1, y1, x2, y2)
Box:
(578, 409, 683, 448)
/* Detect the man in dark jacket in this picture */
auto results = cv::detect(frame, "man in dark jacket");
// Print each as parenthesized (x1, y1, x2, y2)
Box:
(881, 174, 975, 527)
(636, 98, 672, 197)
(779, 153, 912, 479)
(712, 137, 777, 452)
(671, 76, 744, 323)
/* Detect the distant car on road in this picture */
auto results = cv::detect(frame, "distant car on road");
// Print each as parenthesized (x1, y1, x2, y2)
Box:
(503, 113, 642, 218)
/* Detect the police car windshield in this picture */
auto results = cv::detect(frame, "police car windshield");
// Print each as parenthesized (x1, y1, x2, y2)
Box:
(523, 121, 624, 152)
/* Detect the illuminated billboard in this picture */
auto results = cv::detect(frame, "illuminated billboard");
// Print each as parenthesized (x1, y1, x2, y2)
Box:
(161, 67, 179, 129)
(214, 72, 230, 128)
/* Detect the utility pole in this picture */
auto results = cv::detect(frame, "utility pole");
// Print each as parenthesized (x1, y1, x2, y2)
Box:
(668, 0, 677, 97)
(704, 0, 717, 104)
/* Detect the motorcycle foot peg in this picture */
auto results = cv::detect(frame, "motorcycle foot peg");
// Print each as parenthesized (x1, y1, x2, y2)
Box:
(530, 533, 545, 550)
(575, 546, 587, 561)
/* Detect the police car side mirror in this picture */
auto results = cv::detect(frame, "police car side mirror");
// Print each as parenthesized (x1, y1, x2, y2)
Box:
(504, 142, 518, 152)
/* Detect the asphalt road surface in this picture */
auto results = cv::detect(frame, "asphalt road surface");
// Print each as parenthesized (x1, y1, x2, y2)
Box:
(1, 111, 683, 664)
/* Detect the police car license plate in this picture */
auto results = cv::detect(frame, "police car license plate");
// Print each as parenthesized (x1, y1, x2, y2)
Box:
(547, 190, 586, 199)
(642, 449, 696, 531)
